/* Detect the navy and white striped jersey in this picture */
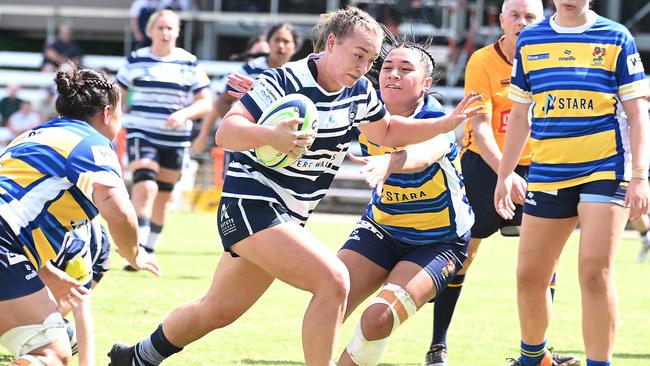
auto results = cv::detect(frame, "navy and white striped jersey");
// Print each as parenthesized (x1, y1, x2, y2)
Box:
(116, 47, 211, 148)
(222, 54, 387, 224)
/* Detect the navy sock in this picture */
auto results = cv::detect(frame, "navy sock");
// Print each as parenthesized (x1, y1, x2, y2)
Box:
(432, 274, 465, 347)
(519, 340, 547, 366)
(133, 324, 183, 366)
(586, 360, 611, 366)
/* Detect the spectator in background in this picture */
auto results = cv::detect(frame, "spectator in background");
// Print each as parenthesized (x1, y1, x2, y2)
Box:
(35, 87, 58, 121)
(160, 0, 191, 12)
(130, 0, 191, 51)
(42, 23, 83, 72)
(0, 84, 22, 127)
(7, 100, 42, 138)
(130, 0, 160, 50)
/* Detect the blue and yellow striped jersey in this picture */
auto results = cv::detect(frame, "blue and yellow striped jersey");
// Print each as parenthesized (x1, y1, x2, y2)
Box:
(358, 95, 474, 244)
(509, 13, 649, 191)
(0, 117, 124, 269)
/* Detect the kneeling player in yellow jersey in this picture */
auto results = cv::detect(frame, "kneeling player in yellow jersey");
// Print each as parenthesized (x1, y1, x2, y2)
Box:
(0, 66, 159, 366)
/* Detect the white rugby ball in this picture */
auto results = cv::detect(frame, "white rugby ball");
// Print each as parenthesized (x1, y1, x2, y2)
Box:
(254, 93, 319, 168)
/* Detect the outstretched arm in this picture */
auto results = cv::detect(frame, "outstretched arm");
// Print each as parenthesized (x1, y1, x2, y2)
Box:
(349, 134, 451, 193)
(358, 93, 483, 147)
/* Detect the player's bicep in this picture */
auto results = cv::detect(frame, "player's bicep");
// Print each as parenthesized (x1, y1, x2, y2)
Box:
(357, 114, 390, 144)
(223, 101, 256, 124)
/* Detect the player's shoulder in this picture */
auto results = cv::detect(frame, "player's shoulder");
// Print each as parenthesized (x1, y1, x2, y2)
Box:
(592, 16, 634, 40)
(171, 47, 199, 63)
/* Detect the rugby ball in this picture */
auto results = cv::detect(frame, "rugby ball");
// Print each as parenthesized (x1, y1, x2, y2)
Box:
(254, 94, 319, 168)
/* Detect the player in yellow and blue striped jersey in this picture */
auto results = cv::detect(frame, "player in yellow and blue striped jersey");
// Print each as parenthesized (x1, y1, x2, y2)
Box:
(0, 66, 159, 366)
(495, 1, 650, 365)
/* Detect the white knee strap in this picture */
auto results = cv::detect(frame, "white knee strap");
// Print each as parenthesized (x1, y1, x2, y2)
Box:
(371, 283, 417, 332)
(13, 355, 46, 365)
(345, 283, 417, 366)
(0, 312, 67, 357)
(346, 323, 388, 366)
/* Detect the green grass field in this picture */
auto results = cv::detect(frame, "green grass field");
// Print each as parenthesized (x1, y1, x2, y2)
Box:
(3, 211, 650, 365)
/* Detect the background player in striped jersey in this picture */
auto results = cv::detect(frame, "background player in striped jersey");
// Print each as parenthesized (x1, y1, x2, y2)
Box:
(0, 66, 159, 366)
(116, 9, 212, 264)
(495, 0, 649, 365)
(193, 23, 299, 155)
(108, 7, 482, 366)
(334, 40, 473, 366)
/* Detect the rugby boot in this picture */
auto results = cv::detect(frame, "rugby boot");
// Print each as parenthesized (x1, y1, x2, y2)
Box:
(423, 343, 448, 366)
(108, 342, 135, 366)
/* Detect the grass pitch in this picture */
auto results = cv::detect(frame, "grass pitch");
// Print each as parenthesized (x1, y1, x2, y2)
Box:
(3, 211, 650, 365)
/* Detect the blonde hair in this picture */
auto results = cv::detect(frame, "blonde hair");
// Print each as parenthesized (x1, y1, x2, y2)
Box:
(312, 7, 383, 53)
(145, 9, 180, 39)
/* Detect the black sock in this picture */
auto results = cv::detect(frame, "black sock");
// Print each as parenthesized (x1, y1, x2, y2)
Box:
(432, 274, 465, 347)
(133, 324, 183, 366)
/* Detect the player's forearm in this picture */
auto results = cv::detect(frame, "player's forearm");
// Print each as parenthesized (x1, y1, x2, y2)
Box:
(179, 90, 213, 121)
(216, 114, 272, 151)
(497, 103, 530, 178)
(473, 123, 503, 173)
(369, 114, 448, 148)
(623, 97, 649, 175)
(72, 298, 95, 366)
(393, 137, 448, 173)
(93, 185, 139, 261)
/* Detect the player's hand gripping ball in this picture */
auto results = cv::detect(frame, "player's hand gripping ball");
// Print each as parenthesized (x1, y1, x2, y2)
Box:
(254, 94, 319, 168)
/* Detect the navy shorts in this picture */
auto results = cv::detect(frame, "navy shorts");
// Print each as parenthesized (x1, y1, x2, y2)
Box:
(341, 216, 469, 295)
(127, 135, 187, 170)
(217, 197, 293, 257)
(0, 219, 45, 301)
(461, 150, 529, 238)
(524, 179, 627, 219)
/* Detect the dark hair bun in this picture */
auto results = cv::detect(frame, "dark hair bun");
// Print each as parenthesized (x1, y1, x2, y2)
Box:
(55, 68, 80, 98)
